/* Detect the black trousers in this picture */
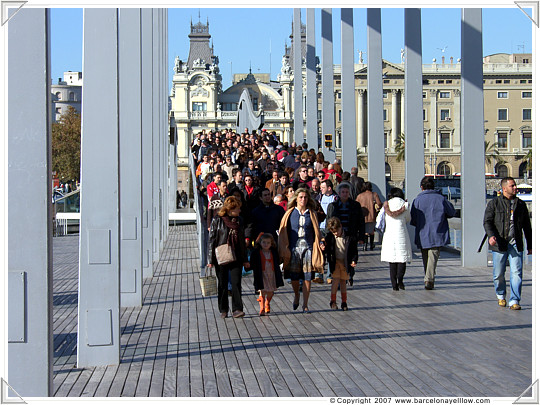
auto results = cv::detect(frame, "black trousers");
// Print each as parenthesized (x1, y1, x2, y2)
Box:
(216, 262, 243, 313)
(389, 262, 406, 289)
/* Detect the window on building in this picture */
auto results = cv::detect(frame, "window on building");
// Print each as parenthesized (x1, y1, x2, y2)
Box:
(438, 80, 444, 84)
(69, 92, 75, 101)
(440, 109, 450, 121)
(446, 80, 452, 84)
(338, 110, 342, 122)
(55, 92, 62, 100)
(503, 79, 510, 84)
(383, 109, 388, 121)
(495, 163, 508, 178)
(439, 91, 450, 99)
(422, 92, 427, 99)
(423, 79, 430, 85)
(519, 162, 529, 178)
(520, 79, 527, 84)
(498, 109, 508, 121)
(383, 79, 390, 84)
(222, 102, 237, 111)
(423, 109, 426, 121)
(496, 80, 502, 84)
(337, 92, 341, 99)
(192, 102, 207, 111)
(437, 162, 451, 176)
(382, 91, 388, 99)
(522, 91, 532, 98)
(497, 131, 508, 149)
(440, 132, 450, 148)
(528, 80, 532, 84)
(252, 98, 258, 111)
(384, 132, 388, 149)
(522, 132, 532, 148)
(497, 91, 508, 99)
(55, 107, 61, 114)
(424, 132, 427, 148)
(523, 108, 532, 121)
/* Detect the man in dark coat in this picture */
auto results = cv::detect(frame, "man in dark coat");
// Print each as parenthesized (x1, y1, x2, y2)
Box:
(483, 176, 532, 310)
(249, 188, 285, 243)
(326, 182, 365, 285)
(410, 176, 456, 290)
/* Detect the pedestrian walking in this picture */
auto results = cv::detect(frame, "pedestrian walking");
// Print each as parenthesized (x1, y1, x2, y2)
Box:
(377, 187, 412, 291)
(323, 217, 357, 311)
(356, 181, 382, 251)
(326, 182, 365, 286)
(410, 176, 456, 290)
(207, 196, 250, 319)
(483, 177, 532, 310)
(278, 188, 324, 313)
(250, 233, 284, 316)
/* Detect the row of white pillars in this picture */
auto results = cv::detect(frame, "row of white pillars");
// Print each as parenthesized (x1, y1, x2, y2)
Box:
(77, 7, 169, 369)
(291, 8, 485, 266)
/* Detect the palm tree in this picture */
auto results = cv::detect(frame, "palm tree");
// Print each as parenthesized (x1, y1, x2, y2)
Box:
(522, 149, 532, 178)
(484, 140, 505, 171)
(356, 149, 368, 170)
(395, 133, 405, 162)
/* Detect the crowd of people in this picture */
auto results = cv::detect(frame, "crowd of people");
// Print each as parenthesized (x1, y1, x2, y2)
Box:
(193, 127, 532, 318)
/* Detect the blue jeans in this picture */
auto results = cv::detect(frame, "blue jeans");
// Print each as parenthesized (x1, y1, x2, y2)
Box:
(492, 243, 523, 306)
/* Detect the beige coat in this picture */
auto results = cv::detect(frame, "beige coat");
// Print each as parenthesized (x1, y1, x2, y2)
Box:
(356, 190, 382, 223)
(278, 207, 324, 271)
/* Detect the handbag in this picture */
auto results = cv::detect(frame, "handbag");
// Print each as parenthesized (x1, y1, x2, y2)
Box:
(373, 194, 381, 212)
(215, 243, 236, 265)
(199, 267, 217, 297)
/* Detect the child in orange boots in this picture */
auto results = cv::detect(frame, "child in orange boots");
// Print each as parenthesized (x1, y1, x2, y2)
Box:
(250, 233, 284, 315)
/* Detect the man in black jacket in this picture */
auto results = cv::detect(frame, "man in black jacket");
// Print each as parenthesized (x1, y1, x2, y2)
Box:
(326, 182, 365, 285)
(249, 188, 285, 244)
(483, 177, 532, 310)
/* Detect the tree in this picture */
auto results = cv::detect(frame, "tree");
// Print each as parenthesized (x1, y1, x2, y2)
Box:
(52, 106, 81, 182)
(395, 132, 405, 162)
(484, 140, 505, 171)
(356, 149, 368, 170)
(522, 149, 532, 178)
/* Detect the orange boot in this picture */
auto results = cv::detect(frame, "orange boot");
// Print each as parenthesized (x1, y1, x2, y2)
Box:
(265, 293, 273, 314)
(257, 294, 265, 316)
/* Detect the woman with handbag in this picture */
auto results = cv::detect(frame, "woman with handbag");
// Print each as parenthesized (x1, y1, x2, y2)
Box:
(278, 188, 324, 313)
(356, 181, 382, 251)
(208, 196, 250, 319)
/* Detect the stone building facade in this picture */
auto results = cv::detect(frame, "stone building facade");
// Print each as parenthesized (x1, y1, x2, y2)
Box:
(51, 71, 82, 123)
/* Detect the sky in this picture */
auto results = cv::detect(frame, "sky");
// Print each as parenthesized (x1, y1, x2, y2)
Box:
(50, 6, 534, 91)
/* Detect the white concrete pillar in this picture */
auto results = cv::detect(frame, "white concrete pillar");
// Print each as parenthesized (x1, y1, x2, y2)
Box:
(119, 8, 143, 308)
(8, 7, 53, 395)
(461, 8, 486, 267)
(141, 8, 154, 278)
(77, 8, 120, 367)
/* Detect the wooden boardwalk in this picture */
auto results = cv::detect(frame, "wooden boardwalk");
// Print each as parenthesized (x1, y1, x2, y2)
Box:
(52, 225, 532, 398)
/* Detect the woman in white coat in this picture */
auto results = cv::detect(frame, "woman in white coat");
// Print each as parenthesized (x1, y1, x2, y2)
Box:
(377, 188, 412, 290)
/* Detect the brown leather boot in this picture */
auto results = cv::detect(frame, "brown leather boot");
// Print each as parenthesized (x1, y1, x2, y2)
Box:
(257, 295, 265, 316)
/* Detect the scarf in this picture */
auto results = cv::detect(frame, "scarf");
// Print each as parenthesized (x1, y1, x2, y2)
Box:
(222, 215, 240, 250)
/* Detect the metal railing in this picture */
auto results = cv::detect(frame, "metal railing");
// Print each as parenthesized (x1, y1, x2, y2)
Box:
(190, 154, 208, 269)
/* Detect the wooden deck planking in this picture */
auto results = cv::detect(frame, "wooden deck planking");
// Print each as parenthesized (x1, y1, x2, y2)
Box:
(51, 226, 533, 398)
